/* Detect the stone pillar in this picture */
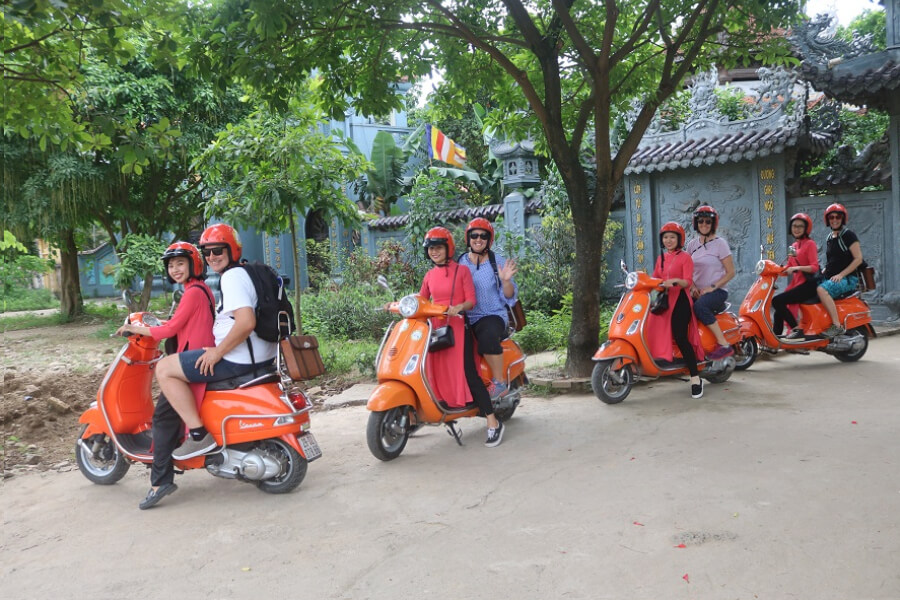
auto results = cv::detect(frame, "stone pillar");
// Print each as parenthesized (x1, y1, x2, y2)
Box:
(501, 190, 527, 255)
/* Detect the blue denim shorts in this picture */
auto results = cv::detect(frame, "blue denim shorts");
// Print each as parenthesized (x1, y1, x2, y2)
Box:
(819, 275, 859, 299)
(177, 349, 273, 384)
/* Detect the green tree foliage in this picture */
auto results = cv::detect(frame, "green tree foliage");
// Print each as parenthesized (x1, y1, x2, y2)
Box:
(0, 231, 52, 296)
(838, 9, 886, 50)
(196, 90, 370, 328)
(112, 234, 168, 310)
(200, 0, 803, 375)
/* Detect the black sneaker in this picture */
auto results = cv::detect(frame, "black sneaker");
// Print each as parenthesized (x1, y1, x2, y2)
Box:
(171, 432, 216, 460)
(691, 380, 704, 399)
(139, 483, 178, 510)
(485, 421, 504, 448)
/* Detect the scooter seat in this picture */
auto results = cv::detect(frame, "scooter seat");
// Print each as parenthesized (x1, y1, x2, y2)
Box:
(206, 368, 279, 391)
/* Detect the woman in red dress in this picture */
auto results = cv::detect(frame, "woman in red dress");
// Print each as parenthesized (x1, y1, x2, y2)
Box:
(419, 227, 505, 447)
(645, 222, 706, 398)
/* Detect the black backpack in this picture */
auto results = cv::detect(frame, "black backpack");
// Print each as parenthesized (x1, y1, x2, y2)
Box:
(228, 261, 296, 342)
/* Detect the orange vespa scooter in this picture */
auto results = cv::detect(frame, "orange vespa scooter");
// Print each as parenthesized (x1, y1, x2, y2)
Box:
(365, 277, 526, 461)
(591, 261, 741, 404)
(735, 249, 875, 370)
(76, 312, 321, 494)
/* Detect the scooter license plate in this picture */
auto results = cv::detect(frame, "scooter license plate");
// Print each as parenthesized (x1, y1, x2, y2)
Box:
(298, 433, 322, 462)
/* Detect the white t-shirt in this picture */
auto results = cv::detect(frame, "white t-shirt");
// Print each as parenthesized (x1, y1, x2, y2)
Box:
(213, 267, 277, 364)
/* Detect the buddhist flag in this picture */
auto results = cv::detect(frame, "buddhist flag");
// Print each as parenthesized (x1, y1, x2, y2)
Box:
(426, 124, 467, 168)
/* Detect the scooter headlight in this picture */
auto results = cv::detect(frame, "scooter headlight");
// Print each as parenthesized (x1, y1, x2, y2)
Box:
(625, 272, 639, 290)
(755, 260, 766, 276)
(398, 295, 420, 318)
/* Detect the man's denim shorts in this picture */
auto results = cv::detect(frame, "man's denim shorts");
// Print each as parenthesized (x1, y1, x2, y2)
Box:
(177, 349, 270, 383)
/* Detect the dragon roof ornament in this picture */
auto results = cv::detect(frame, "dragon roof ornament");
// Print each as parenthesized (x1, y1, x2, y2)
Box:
(789, 14, 878, 66)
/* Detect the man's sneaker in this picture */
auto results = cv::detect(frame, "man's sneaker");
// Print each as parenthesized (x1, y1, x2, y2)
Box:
(691, 380, 704, 399)
(171, 432, 216, 460)
(822, 324, 845, 338)
(139, 483, 178, 510)
(486, 379, 509, 400)
(485, 421, 504, 448)
(782, 327, 805, 341)
(707, 345, 734, 361)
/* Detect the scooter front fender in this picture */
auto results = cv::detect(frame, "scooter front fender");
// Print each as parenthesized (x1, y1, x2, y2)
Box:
(593, 339, 638, 364)
(739, 317, 763, 341)
(78, 404, 107, 439)
(367, 381, 418, 412)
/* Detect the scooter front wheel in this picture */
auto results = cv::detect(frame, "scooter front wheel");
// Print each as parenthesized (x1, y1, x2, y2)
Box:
(367, 406, 412, 461)
(591, 360, 634, 404)
(733, 337, 759, 371)
(75, 430, 130, 485)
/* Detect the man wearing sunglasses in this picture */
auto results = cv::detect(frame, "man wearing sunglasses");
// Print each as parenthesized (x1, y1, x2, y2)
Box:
(155, 223, 277, 460)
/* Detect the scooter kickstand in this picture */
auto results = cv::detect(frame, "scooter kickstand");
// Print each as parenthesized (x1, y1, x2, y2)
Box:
(446, 422, 464, 446)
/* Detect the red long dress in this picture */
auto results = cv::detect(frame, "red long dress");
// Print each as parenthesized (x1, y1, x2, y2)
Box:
(645, 250, 705, 362)
(419, 262, 477, 407)
(785, 237, 820, 321)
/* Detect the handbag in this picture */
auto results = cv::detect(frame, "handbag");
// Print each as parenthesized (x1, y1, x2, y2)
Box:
(280, 335, 326, 381)
(507, 299, 526, 332)
(649, 290, 669, 315)
(859, 265, 876, 291)
(428, 264, 459, 351)
(429, 325, 455, 351)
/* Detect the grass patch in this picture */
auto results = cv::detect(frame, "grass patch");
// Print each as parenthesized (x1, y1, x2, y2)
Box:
(0, 288, 59, 313)
(318, 339, 381, 379)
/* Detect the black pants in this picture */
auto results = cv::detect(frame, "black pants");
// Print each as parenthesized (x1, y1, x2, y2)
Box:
(463, 324, 494, 417)
(772, 279, 818, 335)
(671, 290, 699, 377)
(150, 393, 184, 487)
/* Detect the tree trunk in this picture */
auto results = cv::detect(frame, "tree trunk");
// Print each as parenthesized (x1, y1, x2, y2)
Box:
(58, 228, 84, 321)
(565, 175, 609, 378)
(289, 210, 304, 333)
(137, 271, 155, 312)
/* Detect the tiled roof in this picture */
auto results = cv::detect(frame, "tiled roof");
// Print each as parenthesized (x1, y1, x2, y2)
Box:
(798, 57, 900, 111)
(624, 125, 837, 175)
(368, 198, 545, 231)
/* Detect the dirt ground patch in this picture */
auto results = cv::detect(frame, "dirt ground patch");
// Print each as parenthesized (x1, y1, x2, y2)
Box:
(0, 322, 122, 475)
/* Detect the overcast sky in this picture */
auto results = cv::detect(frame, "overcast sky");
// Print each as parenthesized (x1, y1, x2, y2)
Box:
(804, 0, 882, 25)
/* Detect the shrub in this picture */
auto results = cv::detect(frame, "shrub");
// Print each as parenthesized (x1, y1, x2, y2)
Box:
(301, 284, 394, 342)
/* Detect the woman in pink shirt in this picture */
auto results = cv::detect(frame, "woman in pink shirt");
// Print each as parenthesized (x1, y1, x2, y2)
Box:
(772, 213, 820, 339)
(646, 222, 706, 398)
(116, 242, 215, 509)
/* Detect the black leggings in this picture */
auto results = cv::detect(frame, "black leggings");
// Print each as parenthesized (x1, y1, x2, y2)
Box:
(150, 393, 184, 487)
(772, 279, 818, 335)
(671, 290, 699, 377)
(463, 325, 494, 417)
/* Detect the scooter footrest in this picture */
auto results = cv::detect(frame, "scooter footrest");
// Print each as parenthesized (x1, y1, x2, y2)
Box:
(116, 431, 152, 455)
(437, 400, 477, 413)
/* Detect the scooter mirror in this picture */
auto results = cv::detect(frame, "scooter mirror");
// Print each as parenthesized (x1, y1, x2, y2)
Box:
(759, 244, 765, 260)
(787, 245, 797, 258)
(620, 259, 628, 275)
(168, 289, 183, 318)
(376, 275, 393, 298)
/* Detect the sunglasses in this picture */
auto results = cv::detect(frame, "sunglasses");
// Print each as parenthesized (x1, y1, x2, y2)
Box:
(697, 218, 714, 225)
(828, 214, 843, 220)
(469, 232, 491, 241)
(201, 247, 228, 257)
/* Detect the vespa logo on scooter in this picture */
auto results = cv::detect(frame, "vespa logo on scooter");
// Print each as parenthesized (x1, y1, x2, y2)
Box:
(239, 420, 265, 430)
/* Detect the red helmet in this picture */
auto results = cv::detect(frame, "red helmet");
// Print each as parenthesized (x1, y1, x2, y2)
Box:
(693, 205, 719, 233)
(465, 217, 494, 248)
(790, 212, 813, 238)
(824, 203, 847, 227)
(423, 226, 455, 260)
(659, 221, 685, 248)
(162, 242, 206, 283)
(199, 223, 242, 262)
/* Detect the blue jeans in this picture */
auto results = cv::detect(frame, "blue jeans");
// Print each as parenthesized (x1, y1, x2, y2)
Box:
(692, 288, 728, 326)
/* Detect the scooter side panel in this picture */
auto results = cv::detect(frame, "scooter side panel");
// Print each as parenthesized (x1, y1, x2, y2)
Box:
(593, 338, 638, 361)
(201, 383, 304, 446)
(366, 380, 417, 412)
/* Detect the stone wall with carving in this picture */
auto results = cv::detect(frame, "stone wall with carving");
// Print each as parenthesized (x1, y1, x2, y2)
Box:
(621, 159, 789, 301)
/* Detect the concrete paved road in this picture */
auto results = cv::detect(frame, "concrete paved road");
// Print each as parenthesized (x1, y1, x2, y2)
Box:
(2, 336, 899, 599)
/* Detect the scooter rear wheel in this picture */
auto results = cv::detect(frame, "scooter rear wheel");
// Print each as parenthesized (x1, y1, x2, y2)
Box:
(75, 430, 130, 485)
(591, 360, 634, 404)
(254, 438, 308, 494)
(733, 337, 759, 371)
(834, 327, 869, 362)
(367, 406, 411, 461)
